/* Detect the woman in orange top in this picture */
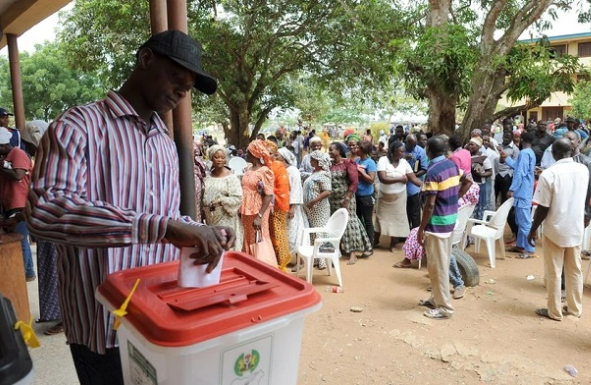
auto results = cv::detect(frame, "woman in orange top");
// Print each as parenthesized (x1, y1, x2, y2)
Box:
(239, 140, 277, 267)
(266, 140, 292, 270)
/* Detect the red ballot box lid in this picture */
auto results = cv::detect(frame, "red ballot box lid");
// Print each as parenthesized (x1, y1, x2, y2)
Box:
(96, 251, 321, 347)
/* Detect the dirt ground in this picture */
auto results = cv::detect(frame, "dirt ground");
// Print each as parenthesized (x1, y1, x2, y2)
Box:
(297, 242, 591, 385)
(24, 240, 591, 384)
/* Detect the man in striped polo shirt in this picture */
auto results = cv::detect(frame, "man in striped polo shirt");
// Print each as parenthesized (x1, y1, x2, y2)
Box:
(27, 31, 235, 384)
(418, 136, 472, 319)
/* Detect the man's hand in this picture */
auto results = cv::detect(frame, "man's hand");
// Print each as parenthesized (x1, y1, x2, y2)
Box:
(507, 191, 513, 198)
(527, 229, 536, 248)
(306, 200, 316, 210)
(585, 216, 590, 228)
(288, 207, 295, 219)
(165, 221, 234, 273)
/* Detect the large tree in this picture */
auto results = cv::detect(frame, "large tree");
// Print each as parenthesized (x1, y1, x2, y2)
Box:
(400, 0, 586, 138)
(0, 42, 104, 122)
(59, 0, 404, 148)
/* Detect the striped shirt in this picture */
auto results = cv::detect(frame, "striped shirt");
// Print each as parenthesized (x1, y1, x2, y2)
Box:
(421, 156, 463, 235)
(26, 91, 199, 354)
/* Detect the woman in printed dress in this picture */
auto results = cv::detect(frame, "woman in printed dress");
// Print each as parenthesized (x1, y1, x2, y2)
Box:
(202, 145, 243, 252)
(328, 142, 372, 265)
(302, 150, 332, 270)
(239, 140, 277, 267)
(276, 148, 308, 266)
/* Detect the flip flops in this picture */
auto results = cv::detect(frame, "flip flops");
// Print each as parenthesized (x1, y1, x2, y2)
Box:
(535, 308, 561, 321)
(517, 253, 537, 259)
(418, 299, 435, 309)
(393, 261, 413, 269)
(44, 322, 64, 336)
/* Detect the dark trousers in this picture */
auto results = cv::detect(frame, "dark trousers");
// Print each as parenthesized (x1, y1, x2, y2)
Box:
(356, 195, 375, 244)
(406, 193, 421, 229)
(495, 174, 513, 205)
(495, 174, 517, 235)
(70, 344, 124, 385)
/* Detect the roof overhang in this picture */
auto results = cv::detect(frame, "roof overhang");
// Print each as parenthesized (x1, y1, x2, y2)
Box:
(0, 0, 71, 49)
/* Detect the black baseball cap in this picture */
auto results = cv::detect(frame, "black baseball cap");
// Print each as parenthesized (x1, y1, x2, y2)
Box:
(139, 30, 217, 95)
(0, 108, 13, 117)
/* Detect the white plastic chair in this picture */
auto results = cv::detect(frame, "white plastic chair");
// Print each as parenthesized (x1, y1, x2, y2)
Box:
(464, 198, 514, 268)
(530, 205, 543, 246)
(228, 156, 247, 176)
(295, 208, 349, 286)
(418, 204, 475, 269)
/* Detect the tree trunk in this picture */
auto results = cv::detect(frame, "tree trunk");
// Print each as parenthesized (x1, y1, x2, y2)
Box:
(225, 105, 251, 150)
(427, 86, 457, 136)
(460, 64, 509, 141)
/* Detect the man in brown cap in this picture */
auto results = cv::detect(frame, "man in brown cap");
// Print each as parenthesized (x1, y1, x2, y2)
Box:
(26, 30, 234, 385)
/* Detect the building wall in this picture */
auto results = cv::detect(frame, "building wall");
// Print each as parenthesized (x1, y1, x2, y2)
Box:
(497, 34, 591, 122)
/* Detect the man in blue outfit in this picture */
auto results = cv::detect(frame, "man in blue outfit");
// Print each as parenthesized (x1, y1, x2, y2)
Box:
(500, 132, 536, 259)
(404, 134, 428, 229)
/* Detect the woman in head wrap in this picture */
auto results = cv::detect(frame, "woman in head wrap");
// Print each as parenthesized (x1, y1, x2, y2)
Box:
(276, 147, 308, 267)
(299, 136, 323, 181)
(239, 140, 277, 267)
(193, 139, 207, 222)
(375, 140, 422, 252)
(346, 133, 362, 161)
(328, 142, 372, 264)
(202, 145, 243, 252)
(23, 121, 63, 335)
(302, 150, 333, 269)
(265, 140, 292, 270)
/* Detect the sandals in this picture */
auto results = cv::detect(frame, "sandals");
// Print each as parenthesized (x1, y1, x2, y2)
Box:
(393, 261, 413, 269)
(582, 250, 591, 260)
(360, 251, 373, 258)
(44, 322, 64, 336)
(418, 299, 435, 309)
(517, 253, 537, 259)
(535, 308, 561, 321)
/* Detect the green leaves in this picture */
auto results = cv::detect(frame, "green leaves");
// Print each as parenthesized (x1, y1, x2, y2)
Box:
(400, 24, 478, 100)
(0, 42, 104, 122)
(569, 80, 591, 119)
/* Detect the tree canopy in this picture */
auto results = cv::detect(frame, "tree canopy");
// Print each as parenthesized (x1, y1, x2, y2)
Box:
(0, 42, 104, 122)
(59, 0, 404, 148)
(399, 0, 589, 138)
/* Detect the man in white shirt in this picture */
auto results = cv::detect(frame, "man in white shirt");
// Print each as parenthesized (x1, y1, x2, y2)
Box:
(529, 138, 590, 321)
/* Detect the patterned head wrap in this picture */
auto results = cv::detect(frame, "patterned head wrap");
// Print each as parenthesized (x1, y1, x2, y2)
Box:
(309, 136, 322, 144)
(278, 147, 296, 167)
(247, 139, 273, 165)
(346, 133, 361, 144)
(470, 129, 482, 137)
(207, 144, 226, 160)
(265, 140, 278, 155)
(309, 150, 331, 171)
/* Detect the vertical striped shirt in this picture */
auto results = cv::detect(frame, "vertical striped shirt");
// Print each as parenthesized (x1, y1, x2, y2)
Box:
(421, 156, 463, 235)
(26, 91, 199, 354)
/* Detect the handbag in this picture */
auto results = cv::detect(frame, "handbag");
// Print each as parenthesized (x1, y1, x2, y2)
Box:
(248, 230, 278, 267)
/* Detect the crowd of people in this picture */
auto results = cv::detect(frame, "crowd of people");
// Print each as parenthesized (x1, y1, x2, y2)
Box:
(190, 116, 591, 322)
(0, 29, 589, 384)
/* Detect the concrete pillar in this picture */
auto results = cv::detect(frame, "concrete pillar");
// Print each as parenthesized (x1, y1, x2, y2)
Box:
(149, 0, 174, 133)
(7, 34, 25, 131)
(167, 0, 196, 219)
